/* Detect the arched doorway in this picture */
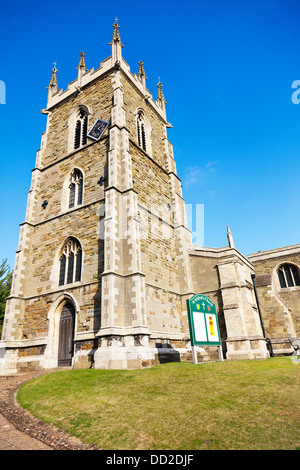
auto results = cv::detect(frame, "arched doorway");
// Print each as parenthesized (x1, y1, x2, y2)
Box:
(58, 303, 75, 367)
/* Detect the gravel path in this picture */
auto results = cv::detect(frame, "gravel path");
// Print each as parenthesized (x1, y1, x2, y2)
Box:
(0, 371, 98, 450)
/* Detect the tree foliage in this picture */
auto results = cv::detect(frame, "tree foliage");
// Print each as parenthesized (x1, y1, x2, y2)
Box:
(0, 259, 12, 337)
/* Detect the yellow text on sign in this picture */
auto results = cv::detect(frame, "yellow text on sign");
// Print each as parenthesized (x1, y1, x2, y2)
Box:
(208, 315, 215, 336)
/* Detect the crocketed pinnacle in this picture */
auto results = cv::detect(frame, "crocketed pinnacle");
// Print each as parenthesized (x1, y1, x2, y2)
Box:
(157, 80, 166, 102)
(77, 51, 87, 71)
(48, 64, 58, 89)
(138, 60, 147, 79)
(109, 20, 124, 46)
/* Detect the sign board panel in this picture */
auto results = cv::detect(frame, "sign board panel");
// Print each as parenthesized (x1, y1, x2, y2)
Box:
(187, 294, 221, 347)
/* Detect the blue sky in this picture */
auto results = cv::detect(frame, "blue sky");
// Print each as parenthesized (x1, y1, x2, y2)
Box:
(1, 0, 300, 269)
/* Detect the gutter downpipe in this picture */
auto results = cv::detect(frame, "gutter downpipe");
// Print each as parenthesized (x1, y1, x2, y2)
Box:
(251, 273, 274, 357)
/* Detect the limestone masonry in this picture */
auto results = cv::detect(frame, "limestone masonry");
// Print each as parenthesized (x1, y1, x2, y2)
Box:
(1, 22, 299, 373)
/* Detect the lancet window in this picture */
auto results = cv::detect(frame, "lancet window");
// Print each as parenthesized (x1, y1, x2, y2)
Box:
(74, 108, 88, 150)
(69, 169, 83, 209)
(137, 111, 147, 152)
(59, 238, 82, 286)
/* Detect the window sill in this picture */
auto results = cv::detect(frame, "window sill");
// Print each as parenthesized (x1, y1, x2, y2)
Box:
(61, 204, 83, 215)
(279, 286, 300, 292)
(58, 281, 82, 289)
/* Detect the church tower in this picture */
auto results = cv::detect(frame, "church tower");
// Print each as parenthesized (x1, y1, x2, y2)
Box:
(0, 22, 195, 373)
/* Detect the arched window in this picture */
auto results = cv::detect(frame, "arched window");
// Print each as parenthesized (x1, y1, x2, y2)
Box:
(137, 111, 147, 152)
(59, 238, 82, 286)
(68, 169, 83, 209)
(277, 264, 300, 288)
(74, 107, 88, 150)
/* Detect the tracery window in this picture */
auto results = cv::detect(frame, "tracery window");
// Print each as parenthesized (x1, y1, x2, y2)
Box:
(69, 169, 83, 209)
(59, 238, 82, 286)
(74, 107, 88, 150)
(277, 264, 300, 288)
(137, 111, 147, 152)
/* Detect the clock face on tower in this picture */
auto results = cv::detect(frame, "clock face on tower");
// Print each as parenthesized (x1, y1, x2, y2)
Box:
(87, 119, 109, 141)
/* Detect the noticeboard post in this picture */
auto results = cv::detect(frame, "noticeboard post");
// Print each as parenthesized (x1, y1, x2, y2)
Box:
(186, 293, 223, 364)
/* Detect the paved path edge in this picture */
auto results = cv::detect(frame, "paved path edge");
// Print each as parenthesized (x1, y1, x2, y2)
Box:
(0, 371, 98, 450)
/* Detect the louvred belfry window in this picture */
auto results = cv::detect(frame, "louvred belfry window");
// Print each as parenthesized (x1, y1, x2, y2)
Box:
(74, 108, 88, 149)
(137, 111, 147, 152)
(69, 169, 83, 209)
(59, 238, 82, 286)
(278, 264, 300, 288)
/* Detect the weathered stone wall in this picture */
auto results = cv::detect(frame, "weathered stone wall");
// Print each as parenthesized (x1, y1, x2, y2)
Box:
(122, 72, 166, 169)
(146, 285, 184, 338)
(189, 246, 270, 360)
(43, 74, 113, 168)
(249, 248, 300, 353)
(1, 72, 112, 370)
(25, 202, 104, 296)
(36, 141, 107, 222)
(121, 72, 187, 345)
(22, 285, 101, 340)
(21, 72, 112, 337)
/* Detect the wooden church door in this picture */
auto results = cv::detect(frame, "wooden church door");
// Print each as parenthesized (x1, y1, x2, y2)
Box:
(58, 303, 75, 366)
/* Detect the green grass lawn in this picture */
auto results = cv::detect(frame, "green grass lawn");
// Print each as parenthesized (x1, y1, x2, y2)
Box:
(17, 357, 299, 450)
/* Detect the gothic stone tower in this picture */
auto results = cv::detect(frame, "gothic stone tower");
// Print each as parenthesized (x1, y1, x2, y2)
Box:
(1, 22, 270, 374)
(0, 22, 195, 373)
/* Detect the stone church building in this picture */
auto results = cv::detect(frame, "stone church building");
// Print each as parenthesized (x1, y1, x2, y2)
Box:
(1, 22, 299, 374)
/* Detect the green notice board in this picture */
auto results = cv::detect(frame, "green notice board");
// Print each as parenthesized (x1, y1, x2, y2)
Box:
(187, 294, 221, 347)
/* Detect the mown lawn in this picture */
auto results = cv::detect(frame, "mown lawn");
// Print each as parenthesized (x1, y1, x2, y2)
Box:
(17, 357, 300, 450)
